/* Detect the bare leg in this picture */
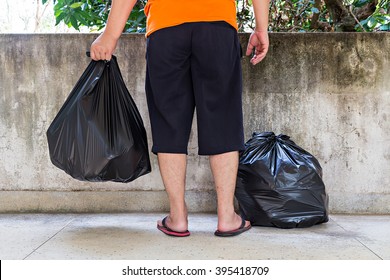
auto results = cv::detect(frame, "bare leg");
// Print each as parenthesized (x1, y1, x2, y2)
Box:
(157, 153, 188, 232)
(209, 151, 250, 232)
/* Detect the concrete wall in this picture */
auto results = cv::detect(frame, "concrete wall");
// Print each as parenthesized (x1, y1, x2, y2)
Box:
(0, 33, 389, 213)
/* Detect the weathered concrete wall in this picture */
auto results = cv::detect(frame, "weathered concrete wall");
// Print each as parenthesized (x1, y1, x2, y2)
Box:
(0, 33, 389, 213)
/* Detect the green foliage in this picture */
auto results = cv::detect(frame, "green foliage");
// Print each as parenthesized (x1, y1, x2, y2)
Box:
(355, 0, 390, 31)
(237, 0, 329, 32)
(267, 0, 330, 32)
(47, 0, 107, 31)
(47, 0, 146, 32)
(236, 0, 255, 31)
(49, 0, 388, 32)
(124, 1, 146, 33)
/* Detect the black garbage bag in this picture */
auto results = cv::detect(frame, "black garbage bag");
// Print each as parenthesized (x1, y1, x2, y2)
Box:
(47, 56, 151, 182)
(235, 132, 329, 228)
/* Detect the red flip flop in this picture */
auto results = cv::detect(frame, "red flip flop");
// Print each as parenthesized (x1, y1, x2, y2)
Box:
(157, 216, 190, 237)
(214, 217, 251, 237)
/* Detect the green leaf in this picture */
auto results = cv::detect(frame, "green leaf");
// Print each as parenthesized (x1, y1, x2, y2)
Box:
(311, 7, 320, 14)
(55, 11, 66, 25)
(359, 18, 369, 26)
(69, 15, 80, 30)
(54, 9, 63, 17)
(69, 2, 83, 9)
(353, 0, 371, 8)
(77, 10, 93, 21)
(374, 15, 390, 24)
(81, 3, 89, 10)
(367, 17, 378, 28)
(74, 13, 89, 26)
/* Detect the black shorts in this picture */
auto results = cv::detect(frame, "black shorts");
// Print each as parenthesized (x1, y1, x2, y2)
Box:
(145, 21, 244, 155)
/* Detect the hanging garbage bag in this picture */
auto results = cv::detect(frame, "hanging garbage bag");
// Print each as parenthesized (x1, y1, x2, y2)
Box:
(47, 55, 151, 182)
(235, 132, 329, 228)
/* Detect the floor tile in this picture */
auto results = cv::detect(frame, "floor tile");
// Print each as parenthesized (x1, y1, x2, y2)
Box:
(24, 214, 380, 260)
(0, 214, 76, 259)
(331, 215, 390, 260)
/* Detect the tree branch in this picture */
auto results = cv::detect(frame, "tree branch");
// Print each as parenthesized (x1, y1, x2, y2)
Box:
(349, 5, 367, 32)
(310, 0, 322, 30)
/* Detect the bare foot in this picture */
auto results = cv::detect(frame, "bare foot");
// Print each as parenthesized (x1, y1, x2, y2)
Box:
(157, 215, 188, 233)
(217, 213, 250, 232)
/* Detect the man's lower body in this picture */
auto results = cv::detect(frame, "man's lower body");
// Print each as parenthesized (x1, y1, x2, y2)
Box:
(145, 21, 250, 236)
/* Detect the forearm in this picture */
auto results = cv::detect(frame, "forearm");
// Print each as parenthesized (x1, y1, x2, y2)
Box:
(252, 0, 270, 32)
(104, 0, 138, 39)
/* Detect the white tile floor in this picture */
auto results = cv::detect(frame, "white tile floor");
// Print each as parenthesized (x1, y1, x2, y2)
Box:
(1, 213, 389, 260)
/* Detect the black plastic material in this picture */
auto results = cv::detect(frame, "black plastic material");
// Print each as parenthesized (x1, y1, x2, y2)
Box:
(47, 56, 151, 182)
(235, 132, 329, 228)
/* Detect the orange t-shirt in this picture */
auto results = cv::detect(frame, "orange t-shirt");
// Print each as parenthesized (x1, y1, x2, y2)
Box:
(144, 0, 238, 37)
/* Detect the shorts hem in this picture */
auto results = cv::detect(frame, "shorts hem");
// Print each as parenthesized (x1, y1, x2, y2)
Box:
(152, 146, 188, 155)
(198, 145, 245, 156)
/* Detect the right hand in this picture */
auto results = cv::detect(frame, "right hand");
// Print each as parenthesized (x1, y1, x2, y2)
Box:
(245, 31, 269, 66)
(90, 32, 118, 61)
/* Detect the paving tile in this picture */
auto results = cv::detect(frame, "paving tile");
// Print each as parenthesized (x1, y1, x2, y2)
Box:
(0, 214, 76, 259)
(331, 215, 390, 260)
(25, 214, 379, 260)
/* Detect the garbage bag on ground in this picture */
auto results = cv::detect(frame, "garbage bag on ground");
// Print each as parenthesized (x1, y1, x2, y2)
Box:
(47, 56, 151, 182)
(235, 132, 329, 228)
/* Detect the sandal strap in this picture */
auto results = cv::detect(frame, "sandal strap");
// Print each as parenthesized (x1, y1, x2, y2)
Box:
(239, 217, 246, 229)
(162, 216, 172, 231)
(161, 216, 189, 233)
